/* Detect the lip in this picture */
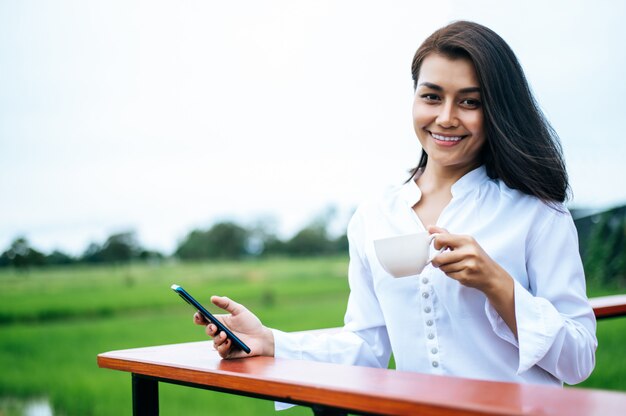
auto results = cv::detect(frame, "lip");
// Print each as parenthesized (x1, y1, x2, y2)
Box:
(428, 131, 467, 147)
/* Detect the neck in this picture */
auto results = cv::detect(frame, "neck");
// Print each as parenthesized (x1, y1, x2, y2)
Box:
(416, 162, 481, 194)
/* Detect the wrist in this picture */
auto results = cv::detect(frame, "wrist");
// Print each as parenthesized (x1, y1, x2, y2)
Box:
(483, 265, 513, 302)
(482, 265, 518, 338)
(262, 326, 275, 357)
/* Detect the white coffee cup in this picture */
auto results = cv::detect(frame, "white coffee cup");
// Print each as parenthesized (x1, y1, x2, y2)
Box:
(373, 232, 442, 278)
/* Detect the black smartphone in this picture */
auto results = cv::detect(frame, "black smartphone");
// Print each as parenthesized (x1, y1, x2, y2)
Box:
(171, 284, 251, 354)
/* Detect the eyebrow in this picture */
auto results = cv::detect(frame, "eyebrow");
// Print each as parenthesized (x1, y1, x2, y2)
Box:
(418, 82, 481, 94)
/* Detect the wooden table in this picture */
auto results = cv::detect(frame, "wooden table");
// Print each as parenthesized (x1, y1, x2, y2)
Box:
(98, 340, 626, 416)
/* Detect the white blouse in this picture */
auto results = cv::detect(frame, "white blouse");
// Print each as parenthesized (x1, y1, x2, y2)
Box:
(272, 165, 597, 389)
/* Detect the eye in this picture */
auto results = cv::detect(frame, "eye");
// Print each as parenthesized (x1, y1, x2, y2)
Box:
(420, 93, 440, 103)
(461, 98, 481, 109)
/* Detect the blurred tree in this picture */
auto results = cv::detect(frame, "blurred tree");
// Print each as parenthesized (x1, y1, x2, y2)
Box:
(0, 237, 46, 268)
(99, 232, 140, 263)
(248, 216, 285, 256)
(333, 233, 349, 253)
(176, 222, 248, 260)
(261, 235, 287, 256)
(81, 242, 104, 263)
(80, 231, 143, 264)
(281, 206, 350, 256)
(582, 207, 626, 288)
(285, 223, 330, 256)
(46, 250, 75, 266)
(284, 207, 335, 257)
(206, 222, 248, 258)
(138, 249, 165, 262)
(175, 230, 210, 260)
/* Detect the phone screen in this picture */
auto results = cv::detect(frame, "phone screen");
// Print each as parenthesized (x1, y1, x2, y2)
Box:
(171, 284, 251, 354)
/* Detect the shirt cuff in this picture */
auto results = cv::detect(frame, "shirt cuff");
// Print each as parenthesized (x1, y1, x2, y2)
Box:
(271, 329, 299, 410)
(484, 294, 518, 348)
(484, 279, 565, 375)
(272, 328, 303, 360)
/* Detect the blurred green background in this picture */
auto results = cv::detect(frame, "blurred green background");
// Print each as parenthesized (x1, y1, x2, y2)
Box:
(1, 253, 625, 416)
(0, 257, 351, 415)
(2, 204, 626, 415)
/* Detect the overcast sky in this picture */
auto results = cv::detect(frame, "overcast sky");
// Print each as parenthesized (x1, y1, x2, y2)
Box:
(2, 0, 625, 255)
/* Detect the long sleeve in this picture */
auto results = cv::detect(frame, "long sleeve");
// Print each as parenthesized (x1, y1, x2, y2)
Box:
(485, 208, 597, 384)
(271, 208, 392, 411)
(273, 206, 392, 368)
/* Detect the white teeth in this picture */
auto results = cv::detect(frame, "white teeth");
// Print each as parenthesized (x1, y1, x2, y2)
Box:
(432, 133, 463, 142)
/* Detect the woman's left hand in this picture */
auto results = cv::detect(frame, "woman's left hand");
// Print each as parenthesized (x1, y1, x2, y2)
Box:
(427, 225, 509, 297)
(428, 225, 518, 337)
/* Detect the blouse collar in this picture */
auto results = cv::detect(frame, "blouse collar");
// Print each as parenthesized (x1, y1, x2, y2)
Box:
(450, 165, 489, 197)
(400, 165, 489, 207)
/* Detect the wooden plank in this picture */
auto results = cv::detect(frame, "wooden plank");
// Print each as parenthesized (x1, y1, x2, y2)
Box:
(590, 294, 626, 319)
(98, 341, 626, 416)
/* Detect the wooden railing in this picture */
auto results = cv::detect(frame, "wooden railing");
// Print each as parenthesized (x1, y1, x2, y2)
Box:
(97, 294, 626, 415)
(589, 294, 626, 320)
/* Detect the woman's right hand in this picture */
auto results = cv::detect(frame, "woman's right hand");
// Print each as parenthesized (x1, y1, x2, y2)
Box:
(193, 295, 275, 359)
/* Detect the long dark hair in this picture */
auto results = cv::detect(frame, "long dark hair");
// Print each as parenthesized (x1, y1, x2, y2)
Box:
(409, 21, 570, 204)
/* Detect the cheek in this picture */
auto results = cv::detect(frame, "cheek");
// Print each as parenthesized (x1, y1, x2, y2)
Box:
(412, 102, 420, 124)
(467, 112, 485, 136)
(412, 102, 430, 129)
(412, 109, 428, 144)
(466, 113, 486, 153)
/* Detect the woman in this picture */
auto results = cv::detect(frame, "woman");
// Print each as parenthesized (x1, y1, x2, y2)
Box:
(194, 20, 597, 387)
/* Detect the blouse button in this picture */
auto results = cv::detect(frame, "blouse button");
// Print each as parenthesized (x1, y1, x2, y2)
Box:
(426, 319, 433, 326)
(427, 333, 435, 340)
(432, 361, 439, 368)
(431, 347, 438, 354)
(422, 277, 429, 284)
(422, 292, 429, 299)
(424, 306, 431, 313)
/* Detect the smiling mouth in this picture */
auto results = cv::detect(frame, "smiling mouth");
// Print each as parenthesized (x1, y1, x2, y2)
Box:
(430, 132, 466, 142)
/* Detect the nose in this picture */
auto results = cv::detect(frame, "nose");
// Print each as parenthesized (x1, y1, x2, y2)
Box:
(436, 102, 459, 128)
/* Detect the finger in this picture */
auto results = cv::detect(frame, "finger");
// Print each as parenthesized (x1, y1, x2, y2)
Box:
(195, 309, 227, 328)
(431, 232, 466, 251)
(437, 260, 466, 275)
(431, 249, 465, 268)
(212, 330, 227, 347)
(194, 312, 209, 326)
(427, 225, 449, 235)
(225, 350, 246, 359)
(216, 338, 232, 358)
(211, 296, 245, 316)
(205, 324, 219, 337)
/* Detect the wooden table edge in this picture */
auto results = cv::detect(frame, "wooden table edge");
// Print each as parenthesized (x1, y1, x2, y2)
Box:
(97, 352, 519, 416)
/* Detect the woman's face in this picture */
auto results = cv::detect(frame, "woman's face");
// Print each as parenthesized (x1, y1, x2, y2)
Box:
(413, 53, 485, 172)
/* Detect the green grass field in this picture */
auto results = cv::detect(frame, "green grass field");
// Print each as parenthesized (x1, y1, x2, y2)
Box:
(0, 257, 624, 415)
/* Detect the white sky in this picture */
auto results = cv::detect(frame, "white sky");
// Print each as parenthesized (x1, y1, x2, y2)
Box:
(1, 0, 625, 255)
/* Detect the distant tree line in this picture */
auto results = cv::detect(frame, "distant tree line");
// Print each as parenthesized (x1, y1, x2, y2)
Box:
(3, 205, 625, 290)
(573, 205, 626, 289)
(0, 232, 165, 269)
(0, 213, 349, 269)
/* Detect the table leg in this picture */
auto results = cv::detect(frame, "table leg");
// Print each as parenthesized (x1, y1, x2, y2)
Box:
(132, 374, 159, 416)
(311, 404, 348, 416)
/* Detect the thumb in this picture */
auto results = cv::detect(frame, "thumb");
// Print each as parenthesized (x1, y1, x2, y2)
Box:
(211, 296, 245, 316)
(427, 225, 448, 235)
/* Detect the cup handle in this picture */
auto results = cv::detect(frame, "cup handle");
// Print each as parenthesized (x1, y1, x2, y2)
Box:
(427, 233, 446, 264)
